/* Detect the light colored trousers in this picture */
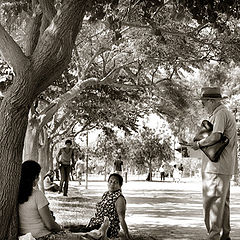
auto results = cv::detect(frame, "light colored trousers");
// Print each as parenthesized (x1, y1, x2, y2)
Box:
(202, 172, 231, 240)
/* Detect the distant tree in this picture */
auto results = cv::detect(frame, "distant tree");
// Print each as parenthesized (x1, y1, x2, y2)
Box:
(126, 126, 174, 181)
(93, 127, 119, 180)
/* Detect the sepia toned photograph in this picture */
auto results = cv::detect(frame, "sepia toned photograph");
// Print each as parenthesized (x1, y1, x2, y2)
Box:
(0, 1, 240, 240)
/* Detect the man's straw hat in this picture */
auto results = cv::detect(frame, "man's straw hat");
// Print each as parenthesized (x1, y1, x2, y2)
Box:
(198, 87, 227, 100)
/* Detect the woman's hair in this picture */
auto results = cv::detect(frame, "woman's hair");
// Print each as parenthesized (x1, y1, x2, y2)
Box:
(18, 160, 41, 204)
(108, 173, 123, 187)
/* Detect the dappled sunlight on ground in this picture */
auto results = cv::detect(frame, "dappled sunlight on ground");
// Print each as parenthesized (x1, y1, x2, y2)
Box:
(46, 176, 240, 239)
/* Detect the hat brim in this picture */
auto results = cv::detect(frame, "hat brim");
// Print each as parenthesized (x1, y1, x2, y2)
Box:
(194, 96, 228, 100)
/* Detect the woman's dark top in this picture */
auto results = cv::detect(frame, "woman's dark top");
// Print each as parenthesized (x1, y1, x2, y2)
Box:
(87, 189, 125, 238)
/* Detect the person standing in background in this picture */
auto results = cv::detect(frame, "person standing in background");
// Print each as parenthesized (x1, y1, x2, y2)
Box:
(191, 87, 237, 240)
(56, 139, 74, 196)
(178, 163, 184, 181)
(172, 164, 180, 183)
(159, 164, 165, 181)
(75, 158, 85, 185)
(113, 150, 124, 176)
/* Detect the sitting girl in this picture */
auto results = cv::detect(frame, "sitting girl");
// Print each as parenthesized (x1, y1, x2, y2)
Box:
(69, 173, 132, 239)
(18, 160, 109, 240)
(44, 170, 59, 192)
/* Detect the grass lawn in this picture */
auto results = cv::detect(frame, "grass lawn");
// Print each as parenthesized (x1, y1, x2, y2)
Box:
(45, 179, 154, 240)
(45, 175, 240, 240)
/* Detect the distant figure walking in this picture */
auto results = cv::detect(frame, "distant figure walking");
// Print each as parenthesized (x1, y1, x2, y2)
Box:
(178, 163, 184, 181)
(113, 150, 123, 175)
(160, 165, 165, 181)
(114, 159, 123, 175)
(56, 139, 75, 196)
(172, 164, 180, 183)
(75, 158, 85, 185)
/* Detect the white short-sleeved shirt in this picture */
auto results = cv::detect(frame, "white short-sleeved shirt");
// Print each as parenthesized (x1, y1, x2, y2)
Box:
(44, 176, 55, 190)
(201, 104, 238, 175)
(75, 160, 84, 173)
(19, 189, 51, 238)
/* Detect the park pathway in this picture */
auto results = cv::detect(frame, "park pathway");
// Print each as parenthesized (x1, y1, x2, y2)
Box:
(122, 179, 240, 240)
(47, 176, 240, 240)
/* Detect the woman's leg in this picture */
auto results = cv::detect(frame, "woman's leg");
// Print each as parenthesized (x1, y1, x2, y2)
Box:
(72, 217, 109, 240)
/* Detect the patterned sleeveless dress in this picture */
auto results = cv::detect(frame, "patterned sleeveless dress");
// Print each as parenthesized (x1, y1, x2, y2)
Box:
(87, 189, 125, 238)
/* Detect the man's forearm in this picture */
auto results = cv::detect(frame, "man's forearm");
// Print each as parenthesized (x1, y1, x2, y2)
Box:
(198, 132, 222, 147)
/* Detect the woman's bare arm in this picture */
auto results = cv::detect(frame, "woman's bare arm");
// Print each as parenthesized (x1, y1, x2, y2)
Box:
(116, 196, 132, 239)
(39, 205, 62, 232)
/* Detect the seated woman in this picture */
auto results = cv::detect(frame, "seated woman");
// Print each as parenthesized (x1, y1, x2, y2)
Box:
(18, 160, 109, 240)
(43, 170, 59, 192)
(70, 173, 132, 240)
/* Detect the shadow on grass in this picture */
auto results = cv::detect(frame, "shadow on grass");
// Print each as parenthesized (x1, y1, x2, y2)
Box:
(130, 225, 207, 240)
(46, 181, 240, 240)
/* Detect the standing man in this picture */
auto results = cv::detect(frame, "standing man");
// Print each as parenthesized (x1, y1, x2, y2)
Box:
(159, 164, 165, 181)
(56, 139, 75, 196)
(191, 87, 237, 240)
(113, 149, 124, 175)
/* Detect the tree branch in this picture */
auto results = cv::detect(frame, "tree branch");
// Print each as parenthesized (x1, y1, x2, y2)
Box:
(32, 0, 88, 85)
(120, 21, 215, 47)
(38, 0, 57, 36)
(123, 66, 137, 79)
(25, 13, 43, 56)
(83, 47, 111, 79)
(35, 31, 74, 95)
(49, 110, 71, 134)
(0, 24, 29, 71)
(37, 60, 138, 129)
(39, 0, 57, 23)
(51, 121, 76, 140)
(25, 0, 43, 55)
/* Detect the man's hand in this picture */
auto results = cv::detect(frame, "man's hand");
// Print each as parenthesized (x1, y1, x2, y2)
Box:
(190, 141, 200, 150)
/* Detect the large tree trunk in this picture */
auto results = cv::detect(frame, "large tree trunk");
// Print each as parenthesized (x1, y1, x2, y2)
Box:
(0, 73, 33, 239)
(23, 118, 40, 161)
(38, 128, 51, 192)
(0, 1, 89, 238)
(146, 160, 153, 181)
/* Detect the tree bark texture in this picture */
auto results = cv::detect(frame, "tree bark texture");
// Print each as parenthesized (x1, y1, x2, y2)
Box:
(0, 72, 33, 239)
(23, 118, 41, 161)
(38, 129, 52, 193)
(0, 1, 90, 238)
